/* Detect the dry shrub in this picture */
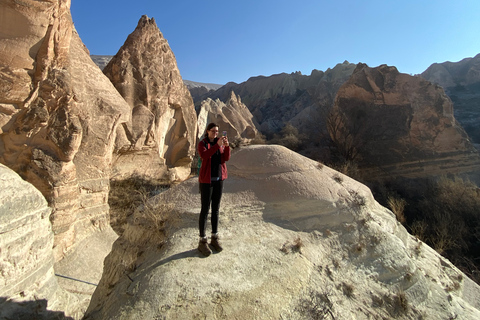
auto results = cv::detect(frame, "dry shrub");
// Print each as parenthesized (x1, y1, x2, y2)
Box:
(387, 194, 407, 224)
(109, 174, 169, 236)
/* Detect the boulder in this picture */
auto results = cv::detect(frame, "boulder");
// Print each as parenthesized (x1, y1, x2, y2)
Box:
(0, 164, 75, 318)
(332, 63, 480, 178)
(103, 15, 197, 182)
(84, 145, 480, 319)
(197, 91, 259, 143)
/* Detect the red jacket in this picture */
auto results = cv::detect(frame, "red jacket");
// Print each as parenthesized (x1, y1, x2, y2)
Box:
(198, 138, 231, 183)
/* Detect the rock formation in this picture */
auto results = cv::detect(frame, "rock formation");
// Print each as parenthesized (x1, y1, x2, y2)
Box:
(197, 91, 259, 143)
(84, 145, 480, 319)
(0, 0, 131, 316)
(0, 164, 76, 318)
(103, 15, 197, 182)
(332, 63, 480, 179)
(196, 61, 356, 136)
(421, 54, 480, 145)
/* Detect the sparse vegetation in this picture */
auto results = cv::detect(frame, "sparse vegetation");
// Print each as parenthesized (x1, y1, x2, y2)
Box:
(109, 174, 170, 236)
(297, 289, 336, 320)
(387, 194, 407, 224)
(280, 237, 304, 254)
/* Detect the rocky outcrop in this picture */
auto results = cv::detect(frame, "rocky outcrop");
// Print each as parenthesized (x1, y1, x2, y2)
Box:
(84, 145, 480, 319)
(0, 164, 75, 318)
(197, 91, 259, 143)
(332, 63, 480, 179)
(0, 0, 130, 261)
(0, 1, 131, 317)
(103, 15, 197, 182)
(421, 54, 480, 145)
(197, 61, 356, 136)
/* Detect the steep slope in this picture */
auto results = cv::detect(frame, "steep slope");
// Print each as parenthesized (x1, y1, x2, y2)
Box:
(103, 15, 197, 182)
(197, 61, 356, 136)
(84, 145, 480, 320)
(333, 63, 480, 179)
(421, 53, 480, 145)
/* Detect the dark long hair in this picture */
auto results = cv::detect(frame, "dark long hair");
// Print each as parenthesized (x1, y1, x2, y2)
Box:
(204, 122, 218, 139)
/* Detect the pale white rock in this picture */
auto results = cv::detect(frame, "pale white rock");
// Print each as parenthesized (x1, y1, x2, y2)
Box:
(104, 15, 197, 182)
(85, 145, 480, 320)
(0, 164, 78, 318)
(197, 91, 259, 143)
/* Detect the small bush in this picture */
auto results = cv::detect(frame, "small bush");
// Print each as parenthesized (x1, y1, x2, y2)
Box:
(387, 194, 407, 224)
(109, 174, 169, 236)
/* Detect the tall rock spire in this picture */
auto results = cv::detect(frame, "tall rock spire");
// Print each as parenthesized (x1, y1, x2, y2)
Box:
(104, 15, 197, 182)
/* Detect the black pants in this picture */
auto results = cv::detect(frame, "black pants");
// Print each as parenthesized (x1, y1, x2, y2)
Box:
(199, 180, 223, 238)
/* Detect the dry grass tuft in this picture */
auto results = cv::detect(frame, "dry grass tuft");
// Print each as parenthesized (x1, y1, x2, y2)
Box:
(387, 194, 407, 224)
(109, 174, 169, 236)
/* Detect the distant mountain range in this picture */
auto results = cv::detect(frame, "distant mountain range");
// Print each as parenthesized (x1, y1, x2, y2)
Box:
(91, 55, 223, 91)
(92, 54, 480, 144)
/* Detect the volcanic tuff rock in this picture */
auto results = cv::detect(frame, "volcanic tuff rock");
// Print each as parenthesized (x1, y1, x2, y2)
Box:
(197, 61, 356, 136)
(332, 63, 480, 179)
(197, 91, 259, 143)
(0, 0, 130, 316)
(0, 164, 75, 318)
(84, 145, 480, 320)
(421, 53, 480, 145)
(0, 0, 129, 259)
(103, 15, 197, 182)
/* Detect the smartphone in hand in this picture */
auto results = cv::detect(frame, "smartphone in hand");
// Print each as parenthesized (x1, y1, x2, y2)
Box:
(222, 131, 227, 137)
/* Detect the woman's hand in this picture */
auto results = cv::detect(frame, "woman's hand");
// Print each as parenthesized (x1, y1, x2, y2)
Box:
(222, 136, 229, 147)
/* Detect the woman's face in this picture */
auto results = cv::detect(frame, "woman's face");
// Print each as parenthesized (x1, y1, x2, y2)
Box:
(207, 126, 219, 140)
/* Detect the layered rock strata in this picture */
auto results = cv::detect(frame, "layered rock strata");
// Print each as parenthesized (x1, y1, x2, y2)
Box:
(332, 63, 480, 179)
(197, 91, 259, 143)
(0, 0, 130, 261)
(0, 164, 76, 318)
(197, 61, 356, 136)
(84, 145, 480, 319)
(103, 15, 197, 182)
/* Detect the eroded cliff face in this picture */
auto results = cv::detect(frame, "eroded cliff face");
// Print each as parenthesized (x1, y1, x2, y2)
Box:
(421, 54, 480, 145)
(197, 91, 259, 143)
(0, 0, 130, 270)
(103, 15, 197, 182)
(332, 63, 480, 178)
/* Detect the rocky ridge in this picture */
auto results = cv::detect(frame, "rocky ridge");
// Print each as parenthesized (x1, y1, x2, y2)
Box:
(333, 63, 480, 180)
(84, 145, 480, 320)
(196, 61, 357, 136)
(103, 15, 197, 182)
(421, 53, 480, 145)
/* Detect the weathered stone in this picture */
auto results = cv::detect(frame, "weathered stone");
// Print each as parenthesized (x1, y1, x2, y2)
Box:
(197, 61, 356, 136)
(0, 163, 76, 318)
(421, 54, 480, 145)
(332, 63, 480, 178)
(103, 15, 197, 182)
(84, 145, 480, 320)
(0, 1, 129, 317)
(197, 91, 259, 143)
(0, 0, 129, 261)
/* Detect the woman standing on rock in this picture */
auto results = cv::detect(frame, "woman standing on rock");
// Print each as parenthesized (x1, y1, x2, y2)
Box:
(197, 122, 231, 256)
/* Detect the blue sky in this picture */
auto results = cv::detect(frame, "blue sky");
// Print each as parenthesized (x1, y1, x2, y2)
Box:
(71, 0, 480, 85)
